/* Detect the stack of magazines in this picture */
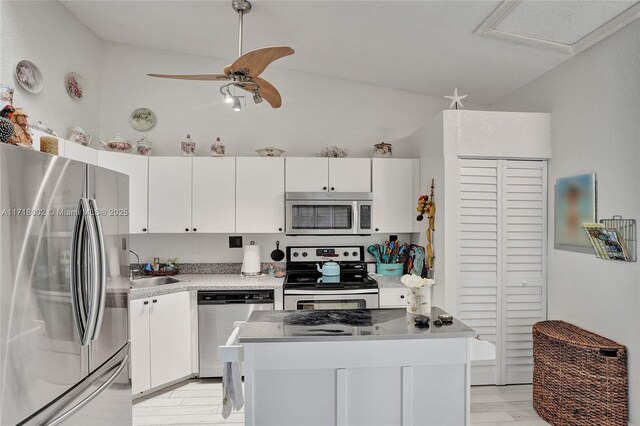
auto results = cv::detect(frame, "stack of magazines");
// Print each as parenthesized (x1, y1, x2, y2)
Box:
(583, 223, 631, 261)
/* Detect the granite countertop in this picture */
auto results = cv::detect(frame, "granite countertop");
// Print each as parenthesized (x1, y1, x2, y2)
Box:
(238, 307, 476, 343)
(129, 274, 284, 300)
(371, 275, 405, 289)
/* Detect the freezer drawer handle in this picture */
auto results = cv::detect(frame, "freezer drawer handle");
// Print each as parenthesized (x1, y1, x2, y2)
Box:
(45, 354, 129, 426)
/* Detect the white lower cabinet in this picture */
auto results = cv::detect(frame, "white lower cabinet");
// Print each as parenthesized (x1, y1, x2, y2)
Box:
(379, 287, 407, 308)
(130, 292, 192, 395)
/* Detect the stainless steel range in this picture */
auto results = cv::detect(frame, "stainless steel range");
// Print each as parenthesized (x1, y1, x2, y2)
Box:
(283, 246, 379, 310)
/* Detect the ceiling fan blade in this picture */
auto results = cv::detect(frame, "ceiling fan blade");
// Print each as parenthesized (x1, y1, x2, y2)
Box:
(147, 73, 229, 81)
(236, 77, 283, 108)
(224, 46, 294, 78)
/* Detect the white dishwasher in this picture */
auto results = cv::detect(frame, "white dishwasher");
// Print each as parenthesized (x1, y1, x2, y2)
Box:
(198, 290, 274, 377)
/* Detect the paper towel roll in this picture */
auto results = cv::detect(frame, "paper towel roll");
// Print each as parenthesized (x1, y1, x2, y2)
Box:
(241, 243, 261, 276)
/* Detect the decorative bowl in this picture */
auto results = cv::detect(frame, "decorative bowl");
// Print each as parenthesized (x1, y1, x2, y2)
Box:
(256, 147, 285, 157)
(100, 134, 133, 153)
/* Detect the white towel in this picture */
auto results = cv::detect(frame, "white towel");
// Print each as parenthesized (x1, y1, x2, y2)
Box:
(221, 361, 244, 418)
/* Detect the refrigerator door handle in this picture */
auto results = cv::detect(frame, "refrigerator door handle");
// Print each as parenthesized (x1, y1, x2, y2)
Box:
(88, 199, 107, 341)
(71, 199, 90, 345)
(82, 199, 103, 344)
(44, 354, 129, 426)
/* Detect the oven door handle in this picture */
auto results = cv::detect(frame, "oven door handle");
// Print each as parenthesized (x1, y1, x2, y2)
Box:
(284, 289, 379, 295)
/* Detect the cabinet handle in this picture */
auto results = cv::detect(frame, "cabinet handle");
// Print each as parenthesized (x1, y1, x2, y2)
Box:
(193, 228, 197, 232)
(278, 228, 283, 232)
(375, 228, 380, 232)
(143, 301, 149, 305)
(330, 187, 335, 191)
(185, 228, 189, 232)
(142, 228, 147, 232)
(400, 295, 405, 299)
(152, 299, 158, 303)
(323, 186, 327, 190)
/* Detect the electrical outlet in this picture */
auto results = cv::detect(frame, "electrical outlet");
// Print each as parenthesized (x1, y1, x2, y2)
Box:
(229, 236, 243, 248)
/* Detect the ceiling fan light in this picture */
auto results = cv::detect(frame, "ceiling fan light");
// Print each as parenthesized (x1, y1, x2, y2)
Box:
(224, 92, 234, 104)
(232, 97, 242, 111)
(253, 92, 263, 104)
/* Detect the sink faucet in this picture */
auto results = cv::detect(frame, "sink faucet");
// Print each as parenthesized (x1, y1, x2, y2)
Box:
(130, 250, 142, 280)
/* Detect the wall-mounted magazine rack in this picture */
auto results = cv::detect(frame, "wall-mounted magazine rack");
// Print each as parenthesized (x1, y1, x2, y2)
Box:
(583, 216, 637, 262)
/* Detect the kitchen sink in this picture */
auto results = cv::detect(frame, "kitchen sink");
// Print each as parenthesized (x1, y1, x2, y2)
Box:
(130, 276, 181, 288)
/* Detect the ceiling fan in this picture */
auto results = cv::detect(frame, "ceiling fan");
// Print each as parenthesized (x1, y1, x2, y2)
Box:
(147, 0, 294, 109)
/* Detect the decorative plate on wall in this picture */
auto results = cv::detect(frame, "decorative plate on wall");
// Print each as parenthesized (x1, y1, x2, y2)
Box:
(15, 60, 43, 94)
(65, 72, 85, 100)
(129, 108, 157, 131)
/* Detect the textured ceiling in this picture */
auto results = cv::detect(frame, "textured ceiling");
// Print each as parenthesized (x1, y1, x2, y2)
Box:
(61, 1, 633, 105)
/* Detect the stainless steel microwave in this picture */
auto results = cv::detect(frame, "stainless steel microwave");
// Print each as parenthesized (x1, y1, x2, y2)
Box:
(285, 192, 373, 235)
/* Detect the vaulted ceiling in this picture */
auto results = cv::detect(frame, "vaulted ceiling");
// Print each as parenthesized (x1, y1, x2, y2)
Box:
(61, 1, 640, 105)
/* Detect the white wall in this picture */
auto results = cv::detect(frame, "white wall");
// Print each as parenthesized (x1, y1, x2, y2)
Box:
(0, 1, 102, 139)
(493, 20, 640, 425)
(98, 42, 463, 158)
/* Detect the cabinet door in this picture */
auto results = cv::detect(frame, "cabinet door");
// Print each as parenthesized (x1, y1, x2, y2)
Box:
(329, 158, 371, 192)
(149, 292, 192, 388)
(379, 287, 407, 308)
(192, 157, 235, 233)
(63, 140, 98, 165)
(372, 159, 419, 233)
(285, 158, 329, 192)
(97, 151, 149, 234)
(130, 298, 151, 395)
(236, 157, 285, 233)
(148, 157, 192, 233)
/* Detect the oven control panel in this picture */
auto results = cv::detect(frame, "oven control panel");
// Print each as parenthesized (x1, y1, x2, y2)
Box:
(288, 246, 363, 262)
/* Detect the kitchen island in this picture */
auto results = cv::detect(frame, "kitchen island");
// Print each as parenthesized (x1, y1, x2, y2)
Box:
(235, 307, 491, 426)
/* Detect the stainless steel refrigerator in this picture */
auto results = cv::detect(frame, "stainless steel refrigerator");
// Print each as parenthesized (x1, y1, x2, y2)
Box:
(0, 144, 131, 425)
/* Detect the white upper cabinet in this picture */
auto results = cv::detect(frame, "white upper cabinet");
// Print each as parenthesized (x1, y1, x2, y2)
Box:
(285, 158, 371, 193)
(62, 140, 98, 165)
(285, 158, 329, 192)
(97, 151, 149, 234)
(372, 159, 419, 233)
(236, 157, 285, 233)
(148, 157, 193, 233)
(192, 157, 235, 233)
(329, 158, 371, 192)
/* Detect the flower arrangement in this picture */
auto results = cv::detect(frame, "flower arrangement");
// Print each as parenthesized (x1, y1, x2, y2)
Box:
(401, 274, 435, 315)
(400, 274, 435, 288)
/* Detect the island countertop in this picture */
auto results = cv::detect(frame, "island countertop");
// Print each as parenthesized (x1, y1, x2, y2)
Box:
(238, 306, 476, 343)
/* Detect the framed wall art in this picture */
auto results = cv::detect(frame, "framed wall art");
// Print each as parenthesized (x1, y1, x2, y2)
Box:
(554, 173, 597, 253)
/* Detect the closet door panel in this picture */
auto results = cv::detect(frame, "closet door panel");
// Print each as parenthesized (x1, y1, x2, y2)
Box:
(501, 160, 546, 385)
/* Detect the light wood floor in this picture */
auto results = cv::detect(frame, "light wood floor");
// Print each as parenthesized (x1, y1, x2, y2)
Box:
(133, 379, 549, 425)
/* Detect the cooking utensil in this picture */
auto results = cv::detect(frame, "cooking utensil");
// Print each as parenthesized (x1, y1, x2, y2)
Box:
(270, 241, 285, 261)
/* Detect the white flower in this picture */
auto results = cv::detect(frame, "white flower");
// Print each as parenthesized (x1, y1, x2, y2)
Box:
(400, 274, 435, 288)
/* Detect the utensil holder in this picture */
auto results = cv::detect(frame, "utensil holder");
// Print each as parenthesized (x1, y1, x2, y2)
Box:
(377, 263, 403, 276)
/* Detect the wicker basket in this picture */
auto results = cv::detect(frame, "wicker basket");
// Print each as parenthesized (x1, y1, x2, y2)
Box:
(532, 320, 627, 426)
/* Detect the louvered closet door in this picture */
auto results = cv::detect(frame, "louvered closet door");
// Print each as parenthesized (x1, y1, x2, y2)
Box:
(458, 159, 547, 385)
(501, 160, 547, 384)
(458, 159, 501, 385)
